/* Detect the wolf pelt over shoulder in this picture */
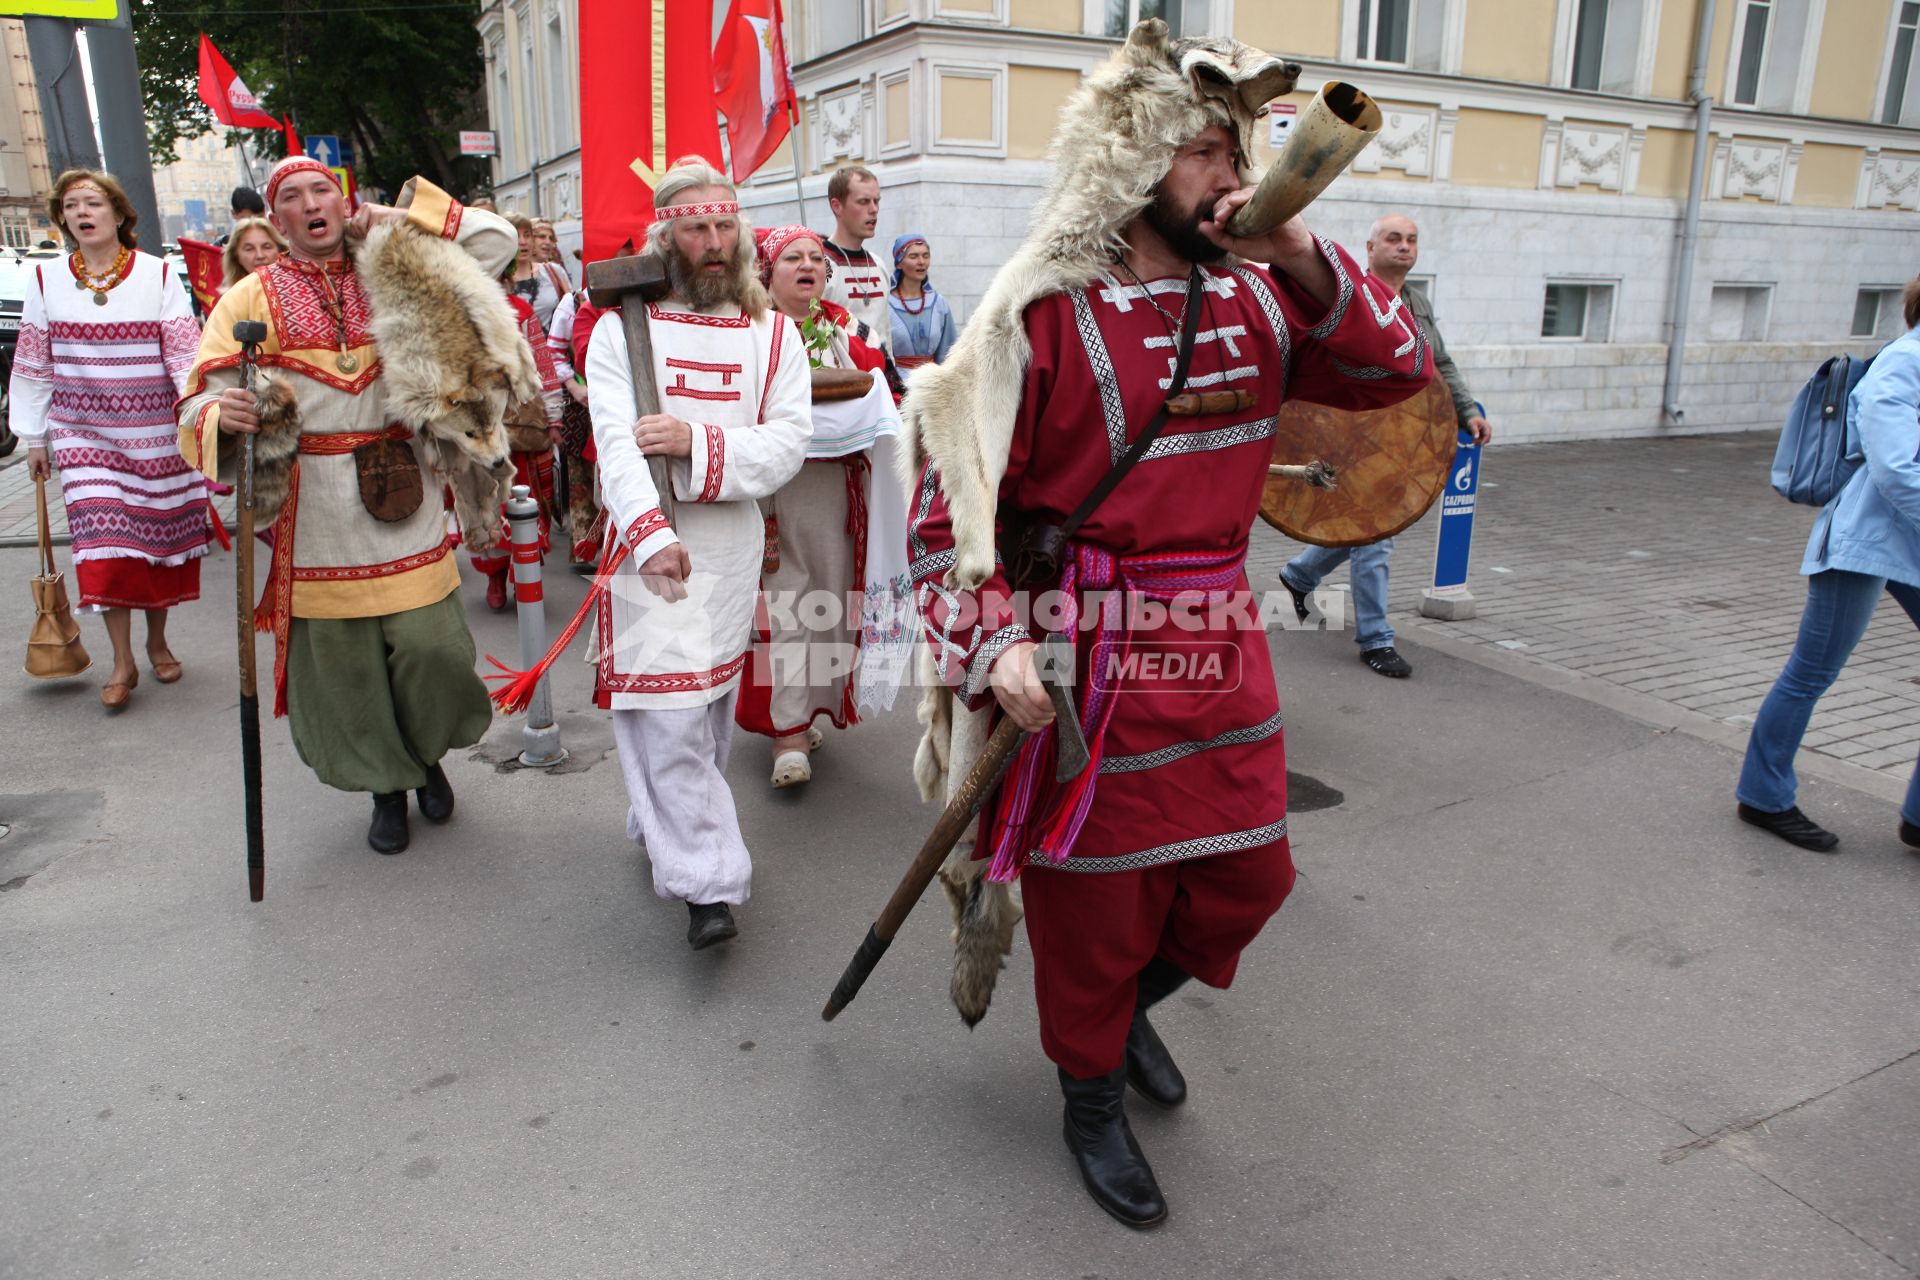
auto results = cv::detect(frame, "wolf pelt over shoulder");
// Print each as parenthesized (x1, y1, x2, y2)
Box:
(896, 18, 1300, 1026)
(353, 220, 536, 550)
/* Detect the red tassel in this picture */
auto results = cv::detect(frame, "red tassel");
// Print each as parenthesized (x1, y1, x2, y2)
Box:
(484, 539, 631, 713)
(208, 499, 233, 551)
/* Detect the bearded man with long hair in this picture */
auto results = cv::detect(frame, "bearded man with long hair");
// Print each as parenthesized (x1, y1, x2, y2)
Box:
(582, 157, 810, 951)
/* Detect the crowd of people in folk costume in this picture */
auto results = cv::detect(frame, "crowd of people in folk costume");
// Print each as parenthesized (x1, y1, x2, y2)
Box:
(18, 22, 1920, 1235)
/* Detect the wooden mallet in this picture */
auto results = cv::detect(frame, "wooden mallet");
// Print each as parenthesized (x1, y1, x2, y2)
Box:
(585, 254, 677, 523)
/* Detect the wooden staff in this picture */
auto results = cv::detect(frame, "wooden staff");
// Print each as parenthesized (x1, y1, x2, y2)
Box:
(1269, 459, 1339, 489)
(232, 320, 269, 903)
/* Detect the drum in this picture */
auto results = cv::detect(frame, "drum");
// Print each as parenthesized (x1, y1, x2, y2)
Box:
(1259, 377, 1457, 548)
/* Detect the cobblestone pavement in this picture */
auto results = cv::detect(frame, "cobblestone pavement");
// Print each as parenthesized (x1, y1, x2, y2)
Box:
(1247, 429, 1920, 793)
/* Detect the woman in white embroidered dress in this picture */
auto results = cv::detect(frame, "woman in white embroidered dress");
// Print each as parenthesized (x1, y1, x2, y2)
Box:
(11, 169, 210, 710)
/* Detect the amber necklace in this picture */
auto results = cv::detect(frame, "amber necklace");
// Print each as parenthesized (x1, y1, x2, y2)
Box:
(299, 264, 361, 374)
(72, 247, 132, 307)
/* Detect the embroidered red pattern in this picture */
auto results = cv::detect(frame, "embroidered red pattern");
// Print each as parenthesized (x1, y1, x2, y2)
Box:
(761, 314, 786, 411)
(261, 260, 375, 354)
(699, 425, 726, 502)
(599, 649, 748, 696)
(442, 200, 463, 239)
(664, 357, 743, 403)
(292, 544, 450, 582)
(624, 507, 669, 551)
(648, 303, 749, 329)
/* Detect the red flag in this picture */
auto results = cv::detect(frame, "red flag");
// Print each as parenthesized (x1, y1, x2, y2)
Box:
(713, 0, 797, 184)
(580, 0, 723, 265)
(281, 115, 301, 158)
(196, 34, 281, 130)
(177, 237, 226, 312)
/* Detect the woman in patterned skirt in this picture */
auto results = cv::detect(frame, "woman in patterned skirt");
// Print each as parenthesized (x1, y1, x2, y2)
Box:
(10, 169, 211, 710)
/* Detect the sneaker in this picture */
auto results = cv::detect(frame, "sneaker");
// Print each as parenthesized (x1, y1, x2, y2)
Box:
(1736, 803, 1839, 852)
(1900, 819, 1920, 849)
(1360, 646, 1411, 678)
(1278, 573, 1311, 622)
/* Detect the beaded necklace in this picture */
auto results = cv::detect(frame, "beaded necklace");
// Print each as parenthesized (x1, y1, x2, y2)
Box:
(71, 247, 132, 307)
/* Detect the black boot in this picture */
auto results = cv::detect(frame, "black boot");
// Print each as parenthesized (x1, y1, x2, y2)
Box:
(1060, 1066, 1168, 1228)
(368, 792, 410, 854)
(1126, 958, 1190, 1107)
(416, 762, 455, 823)
(687, 902, 738, 950)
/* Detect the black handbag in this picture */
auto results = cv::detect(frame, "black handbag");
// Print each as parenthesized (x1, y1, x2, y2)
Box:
(1002, 267, 1205, 588)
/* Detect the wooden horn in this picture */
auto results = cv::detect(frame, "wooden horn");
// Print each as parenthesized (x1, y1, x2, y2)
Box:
(1226, 82, 1383, 237)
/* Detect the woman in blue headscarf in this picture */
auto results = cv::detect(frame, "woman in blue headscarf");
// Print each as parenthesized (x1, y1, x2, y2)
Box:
(886, 233, 958, 370)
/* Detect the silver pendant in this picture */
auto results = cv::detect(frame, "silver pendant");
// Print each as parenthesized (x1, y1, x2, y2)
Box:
(74, 277, 89, 291)
(92, 291, 108, 307)
(336, 351, 359, 374)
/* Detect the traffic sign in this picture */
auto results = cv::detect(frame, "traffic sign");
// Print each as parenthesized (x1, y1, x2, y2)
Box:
(459, 130, 498, 157)
(304, 135, 343, 168)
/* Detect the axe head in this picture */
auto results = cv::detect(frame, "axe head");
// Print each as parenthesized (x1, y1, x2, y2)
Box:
(586, 252, 672, 310)
(1034, 633, 1090, 782)
(231, 320, 268, 346)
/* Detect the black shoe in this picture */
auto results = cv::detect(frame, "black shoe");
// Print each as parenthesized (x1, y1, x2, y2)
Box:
(1060, 1066, 1167, 1229)
(1737, 803, 1839, 852)
(687, 902, 738, 950)
(1902, 819, 1920, 849)
(1361, 646, 1412, 678)
(368, 792, 410, 854)
(1278, 573, 1311, 622)
(416, 762, 455, 823)
(1125, 1013, 1187, 1108)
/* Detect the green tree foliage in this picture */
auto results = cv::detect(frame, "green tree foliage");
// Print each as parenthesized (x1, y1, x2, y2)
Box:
(131, 0, 488, 199)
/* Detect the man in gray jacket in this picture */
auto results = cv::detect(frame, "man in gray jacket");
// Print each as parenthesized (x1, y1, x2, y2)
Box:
(1279, 213, 1492, 677)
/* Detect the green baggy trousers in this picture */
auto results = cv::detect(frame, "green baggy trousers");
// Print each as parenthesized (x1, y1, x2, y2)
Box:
(286, 592, 493, 794)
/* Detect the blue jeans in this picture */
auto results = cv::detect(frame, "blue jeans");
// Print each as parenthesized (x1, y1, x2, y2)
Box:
(1281, 538, 1395, 650)
(1737, 570, 1920, 823)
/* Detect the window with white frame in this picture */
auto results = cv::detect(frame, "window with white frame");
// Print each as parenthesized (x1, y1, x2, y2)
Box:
(1541, 281, 1615, 340)
(1568, 0, 1646, 94)
(1351, 0, 1447, 68)
(813, 2, 863, 57)
(519, 18, 540, 160)
(1101, 0, 1211, 37)
(1882, 1, 1920, 124)
(1851, 286, 1907, 340)
(1728, 0, 1813, 112)
(544, 5, 572, 151)
(1707, 284, 1773, 342)
(3, 211, 29, 249)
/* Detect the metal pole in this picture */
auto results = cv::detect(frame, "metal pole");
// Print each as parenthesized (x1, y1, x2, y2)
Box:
(505, 483, 567, 768)
(79, 9, 161, 251)
(1662, 0, 1718, 426)
(22, 17, 101, 177)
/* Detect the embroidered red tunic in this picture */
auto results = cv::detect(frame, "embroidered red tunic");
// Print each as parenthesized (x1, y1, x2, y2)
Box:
(909, 241, 1431, 874)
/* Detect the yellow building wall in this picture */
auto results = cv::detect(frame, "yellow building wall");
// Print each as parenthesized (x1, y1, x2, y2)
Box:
(1651, 0, 1699, 100)
(939, 73, 996, 143)
(1637, 126, 1697, 198)
(885, 78, 911, 148)
(880, 0, 908, 19)
(1459, 0, 1556, 83)
(1450, 109, 1546, 188)
(941, 0, 995, 10)
(1007, 65, 1080, 159)
(1009, 0, 1079, 31)
(1701, 0, 1738, 101)
(1795, 142, 1865, 205)
(1810, 0, 1896, 120)
(1235, 3, 1339, 60)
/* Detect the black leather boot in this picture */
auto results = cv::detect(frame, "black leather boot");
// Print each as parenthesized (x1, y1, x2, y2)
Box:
(1127, 958, 1190, 1107)
(1060, 1066, 1167, 1228)
(687, 902, 738, 950)
(416, 762, 455, 823)
(368, 792, 410, 854)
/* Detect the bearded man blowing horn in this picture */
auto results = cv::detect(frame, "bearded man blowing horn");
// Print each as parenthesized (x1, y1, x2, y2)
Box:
(902, 21, 1431, 1227)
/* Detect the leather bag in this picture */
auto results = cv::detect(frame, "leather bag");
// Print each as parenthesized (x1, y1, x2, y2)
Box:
(24, 473, 90, 679)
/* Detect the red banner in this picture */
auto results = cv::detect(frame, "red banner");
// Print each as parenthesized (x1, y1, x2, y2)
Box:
(196, 34, 281, 130)
(714, 0, 797, 184)
(580, 0, 723, 265)
(177, 237, 225, 312)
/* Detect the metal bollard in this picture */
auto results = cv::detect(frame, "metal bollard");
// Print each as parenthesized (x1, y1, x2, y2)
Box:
(505, 484, 568, 767)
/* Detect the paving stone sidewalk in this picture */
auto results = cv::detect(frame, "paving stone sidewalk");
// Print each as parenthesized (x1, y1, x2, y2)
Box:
(1247, 429, 1920, 791)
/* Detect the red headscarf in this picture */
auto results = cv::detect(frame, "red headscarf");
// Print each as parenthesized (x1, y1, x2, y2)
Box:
(753, 224, 826, 285)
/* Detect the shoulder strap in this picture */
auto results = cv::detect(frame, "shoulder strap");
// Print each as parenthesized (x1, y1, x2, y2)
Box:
(1055, 267, 1205, 545)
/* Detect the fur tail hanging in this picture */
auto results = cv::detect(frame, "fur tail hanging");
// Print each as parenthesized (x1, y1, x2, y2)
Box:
(939, 849, 1022, 1027)
(484, 539, 631, 713)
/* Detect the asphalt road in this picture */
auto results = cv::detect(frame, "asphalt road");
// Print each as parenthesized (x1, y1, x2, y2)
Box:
(2, 546, 1916, 1279)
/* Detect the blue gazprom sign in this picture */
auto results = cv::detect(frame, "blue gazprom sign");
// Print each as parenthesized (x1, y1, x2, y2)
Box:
(1430, 428, 1481, 593)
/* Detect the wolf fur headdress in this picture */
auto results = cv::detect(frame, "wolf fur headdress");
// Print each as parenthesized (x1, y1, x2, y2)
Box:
(903, 20, 1299, 1025)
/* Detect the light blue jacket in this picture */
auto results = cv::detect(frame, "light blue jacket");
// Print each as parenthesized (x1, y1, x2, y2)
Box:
(1802, 323, 1920, 587)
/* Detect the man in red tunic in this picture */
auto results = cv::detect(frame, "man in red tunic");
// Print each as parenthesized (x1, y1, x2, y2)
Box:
(902, 22, 1431, 1228)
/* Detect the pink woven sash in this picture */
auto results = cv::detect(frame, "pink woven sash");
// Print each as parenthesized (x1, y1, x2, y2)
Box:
(983, 541, 1247, 881)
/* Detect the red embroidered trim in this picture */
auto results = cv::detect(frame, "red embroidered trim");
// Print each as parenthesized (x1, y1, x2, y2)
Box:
(666, 384, 742, 402)
(600, 650, 748, 695)
(648, 304, 749, 328)
(261, 259, 375, 354)
(292, 544, 450, 582)
(624, 507, 669, 550)
(654, 200, 740, 219)
(699, 425, 725, 503)
(665, 358, 742, 376)
(442, 200, 463, 240)
(762, 314, 785, 411)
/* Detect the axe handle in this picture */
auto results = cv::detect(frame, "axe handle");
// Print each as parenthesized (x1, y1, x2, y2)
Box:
(619, 302, 675, 526)
(1165, 389, 1256, 417)
(822, 715, 1025, 1020)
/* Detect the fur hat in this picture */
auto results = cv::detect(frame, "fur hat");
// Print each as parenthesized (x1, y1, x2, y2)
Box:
(898, 18, 1298, 592)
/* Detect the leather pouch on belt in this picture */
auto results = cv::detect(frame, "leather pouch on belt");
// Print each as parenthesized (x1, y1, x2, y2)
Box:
(355, 438, 424, 522)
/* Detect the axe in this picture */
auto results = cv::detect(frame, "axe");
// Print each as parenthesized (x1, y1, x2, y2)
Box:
(232, 320, 269, 903)
(822, 633, 1089, 1021)
(585, 254, 677, 525)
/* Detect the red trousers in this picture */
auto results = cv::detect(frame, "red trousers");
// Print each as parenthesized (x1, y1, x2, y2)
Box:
(1019, 837, 1296, 1079)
